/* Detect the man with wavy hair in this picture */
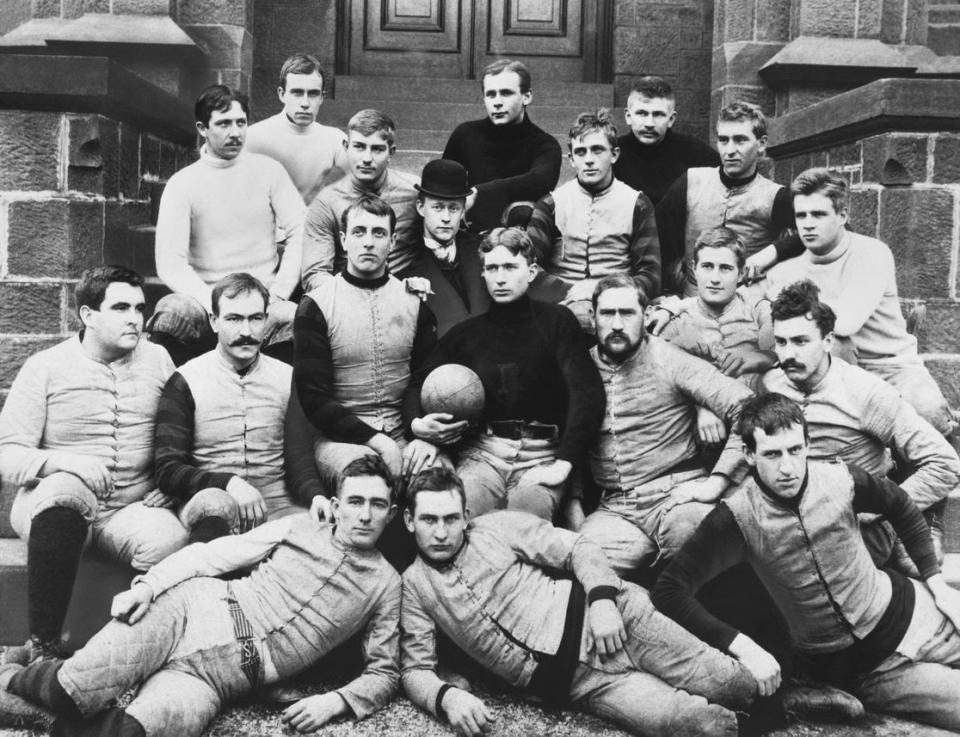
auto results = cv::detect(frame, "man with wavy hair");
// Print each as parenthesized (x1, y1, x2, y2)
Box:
(527, 108, 661, 329)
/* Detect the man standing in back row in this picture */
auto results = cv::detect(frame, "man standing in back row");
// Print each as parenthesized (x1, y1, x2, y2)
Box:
(443, 59, 561, 233)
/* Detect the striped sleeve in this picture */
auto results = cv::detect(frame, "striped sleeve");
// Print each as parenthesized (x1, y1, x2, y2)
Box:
(629, 191, 662, 300)
(154, 372, 233, 500)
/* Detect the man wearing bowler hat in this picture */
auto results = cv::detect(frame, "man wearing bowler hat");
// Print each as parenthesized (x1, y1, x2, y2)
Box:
(403, 160, 489, 338)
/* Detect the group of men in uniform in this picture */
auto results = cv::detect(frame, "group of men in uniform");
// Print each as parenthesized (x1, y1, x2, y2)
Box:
(2, 51, 960, 737)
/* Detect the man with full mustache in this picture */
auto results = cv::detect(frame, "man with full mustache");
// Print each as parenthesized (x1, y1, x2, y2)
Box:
(154, 273, 320, 542)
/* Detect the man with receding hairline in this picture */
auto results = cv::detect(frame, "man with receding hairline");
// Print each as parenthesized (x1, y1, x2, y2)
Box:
(443, 59, 561, 233)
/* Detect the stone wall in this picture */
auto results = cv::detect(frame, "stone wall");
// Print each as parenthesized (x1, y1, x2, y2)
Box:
(0, 109, 194, 401)
(613, 0, 715, 140)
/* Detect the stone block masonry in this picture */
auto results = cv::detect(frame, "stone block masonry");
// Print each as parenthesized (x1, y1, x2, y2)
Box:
(0, 110, 194, 405)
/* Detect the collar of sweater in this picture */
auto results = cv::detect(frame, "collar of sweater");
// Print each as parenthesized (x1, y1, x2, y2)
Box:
(345, 170, 389, 194)
(486, 293, 534, 324)
(480, 113, 539, 141)
(200, 145, 242, 169)
(279, 113, 317, 135)
(342, 269, 390, 290)
(719, 167, 759, 189)
(807, 229, 852, 265)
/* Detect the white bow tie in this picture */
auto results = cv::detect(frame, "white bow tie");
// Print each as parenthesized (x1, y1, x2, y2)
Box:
(424, 235, 457, 265)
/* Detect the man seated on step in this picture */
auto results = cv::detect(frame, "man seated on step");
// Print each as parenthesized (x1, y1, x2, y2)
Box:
(526, 108, 661, 331)
(302, 109, 420, 289)
(578, 274, 754, 576)
(151, 84, 304, 365)
(400, 466, 761, 737)
(443, 59, 562, 234)
(246, 52, 347, 205)
(0, 455, 402, 737)
(407, 227, 605, 524)
(154, 273, 324, 544)
(652, 392, 960, 733)
(762, 279, 960, 565)
(401, 159, 489, 338)
(0, 266, 220, 664)
(657, 227, 775, 448)
(764, 167, 957, 438)
(613, 75, 719, 206)
(295, 195, 441, 568)
(654, 101, 801, 299)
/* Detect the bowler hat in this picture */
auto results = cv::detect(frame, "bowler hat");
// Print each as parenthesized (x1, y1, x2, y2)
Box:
(415, 159, 472, 199)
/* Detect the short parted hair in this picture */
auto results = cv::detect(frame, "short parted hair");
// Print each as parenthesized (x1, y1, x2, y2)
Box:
(347, 109, 396, 147)
(592, 273, 648, 311)
(770, 279, 837, 337)
(717, 101, 767, 139)
(406, 466, 466, 514)
(478, 227, 538, 266)
(738, 393, 809, 452)
(481, 59, 531, 94)
(278, 52, 326, 90)
(338, 454, 395, 503)
(195, 84, 249, 126)
(75, 265, 144, 317)
(628, 76, 674, 102)
(693, 226, 747, 269)
(569, 108, 618, 150)
(791, 167, 849, 214)
(210, 273, 270, 317)
(340, 194, 397, 234)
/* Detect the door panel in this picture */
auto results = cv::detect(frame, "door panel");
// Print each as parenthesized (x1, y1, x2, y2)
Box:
(351, 0, 470, 77)
(350, 0, 604, 81)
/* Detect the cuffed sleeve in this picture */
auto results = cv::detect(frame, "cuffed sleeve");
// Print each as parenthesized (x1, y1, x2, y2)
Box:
(399, 578, 447, 716)
(336, 575, 401, 718)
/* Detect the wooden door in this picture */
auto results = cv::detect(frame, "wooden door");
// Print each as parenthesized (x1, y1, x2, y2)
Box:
(347, 0, 607, 82)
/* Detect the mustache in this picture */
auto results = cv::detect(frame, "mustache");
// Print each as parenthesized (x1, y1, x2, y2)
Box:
(230, 336, 261, 347)
(780, 359, 806, 371)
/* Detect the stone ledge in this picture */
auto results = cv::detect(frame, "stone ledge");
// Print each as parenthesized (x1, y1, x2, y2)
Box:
(767, 78, 960, 158)
(0, 53, 194, 145)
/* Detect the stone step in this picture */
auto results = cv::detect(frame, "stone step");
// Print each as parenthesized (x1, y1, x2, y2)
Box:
(332, 75, 615, 107)
(320, 99, 609, 137)
(928, 25, 960, 55)
(930, 5, 960, 23)
(392, 128, 568, 153)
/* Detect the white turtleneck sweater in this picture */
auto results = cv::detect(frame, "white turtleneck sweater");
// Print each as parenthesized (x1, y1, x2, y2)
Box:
(155, 147, 305, 310)
(246, 113, 347, 204)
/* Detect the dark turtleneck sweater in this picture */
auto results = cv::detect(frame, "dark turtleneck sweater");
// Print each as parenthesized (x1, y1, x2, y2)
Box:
(613, 129, 719, 206)
(442, 115, 562, 233)
(409, 295, 604, 463)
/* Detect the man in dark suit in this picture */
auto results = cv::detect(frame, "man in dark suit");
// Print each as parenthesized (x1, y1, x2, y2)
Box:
(404, 160, 489, 337)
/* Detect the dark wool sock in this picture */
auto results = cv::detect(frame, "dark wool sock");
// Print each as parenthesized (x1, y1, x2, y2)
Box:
(737, 694, 787, 736)
(188, 515, 232, 544)
(51, 708, 145, 737)
(27, 506, 88, 643)
(8, 661, 83, 721)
